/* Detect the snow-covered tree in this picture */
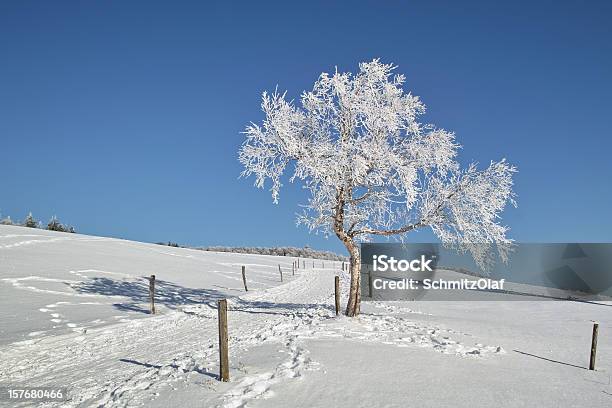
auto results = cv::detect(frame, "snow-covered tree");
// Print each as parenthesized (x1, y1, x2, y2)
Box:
(47, 216, 61, 231)
(239, 60, 517, 316)
(0, 215, 14, 225)
(46, 216, 76, 233)
(24, 212, 38, 228)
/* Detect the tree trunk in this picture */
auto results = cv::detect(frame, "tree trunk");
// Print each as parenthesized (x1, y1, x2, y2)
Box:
(343, 238, 361, 317)
(332, 182, 361, 316)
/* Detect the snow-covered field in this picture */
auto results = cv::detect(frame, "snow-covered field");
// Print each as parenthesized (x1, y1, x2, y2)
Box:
(1, 225, 611, 407)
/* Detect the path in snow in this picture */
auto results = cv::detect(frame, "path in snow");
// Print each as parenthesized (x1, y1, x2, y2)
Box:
(0, 262, 504, 408)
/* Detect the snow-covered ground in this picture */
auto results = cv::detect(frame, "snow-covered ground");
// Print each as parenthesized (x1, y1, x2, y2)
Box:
(1, 225, 611, 407)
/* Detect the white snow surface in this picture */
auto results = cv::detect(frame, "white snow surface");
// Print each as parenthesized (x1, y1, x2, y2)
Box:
(0, 225, 611, 407)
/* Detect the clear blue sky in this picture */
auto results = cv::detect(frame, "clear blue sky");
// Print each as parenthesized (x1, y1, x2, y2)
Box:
(1, 1, 611, 253)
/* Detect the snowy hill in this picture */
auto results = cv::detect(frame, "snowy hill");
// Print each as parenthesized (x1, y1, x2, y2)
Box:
(0, 225, 313, 346)
(1, 225, 611, 407)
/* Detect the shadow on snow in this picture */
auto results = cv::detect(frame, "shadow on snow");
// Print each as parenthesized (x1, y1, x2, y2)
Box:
(70, 276, 334, 316)
(70, 276, 227, 313)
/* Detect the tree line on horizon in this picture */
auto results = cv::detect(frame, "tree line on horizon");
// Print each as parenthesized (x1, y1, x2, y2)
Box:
(155, 241, 346, 261)
(200, 245, 347, 261)
(0, 212, 76, 233)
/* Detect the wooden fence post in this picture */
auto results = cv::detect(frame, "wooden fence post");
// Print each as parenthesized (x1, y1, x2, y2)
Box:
(278, 264, 283, 282)
(149, 274, 156, 314)
(241, 266, 248, 292)
(335, 276, 340, 316)
(590, 322, 599, 370)
(218, 299, 229, 382)
(292, 261, 295, 276)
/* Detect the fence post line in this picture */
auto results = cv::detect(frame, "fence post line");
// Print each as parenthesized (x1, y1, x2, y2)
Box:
(590, 322, 599, 370)
(278, 264, 283, 282)
(149, 274, 156, 314)
(241, 266, 248, 292)
(334, 276, 340, 316)
(218, 299, 229, 381)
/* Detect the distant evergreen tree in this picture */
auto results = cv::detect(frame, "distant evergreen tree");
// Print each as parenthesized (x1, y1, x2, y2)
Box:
(0, 216, 14, 225)
(46, 216, 76, 233)
(24, 212, 38, 228)
(47, 216, 64, 232)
